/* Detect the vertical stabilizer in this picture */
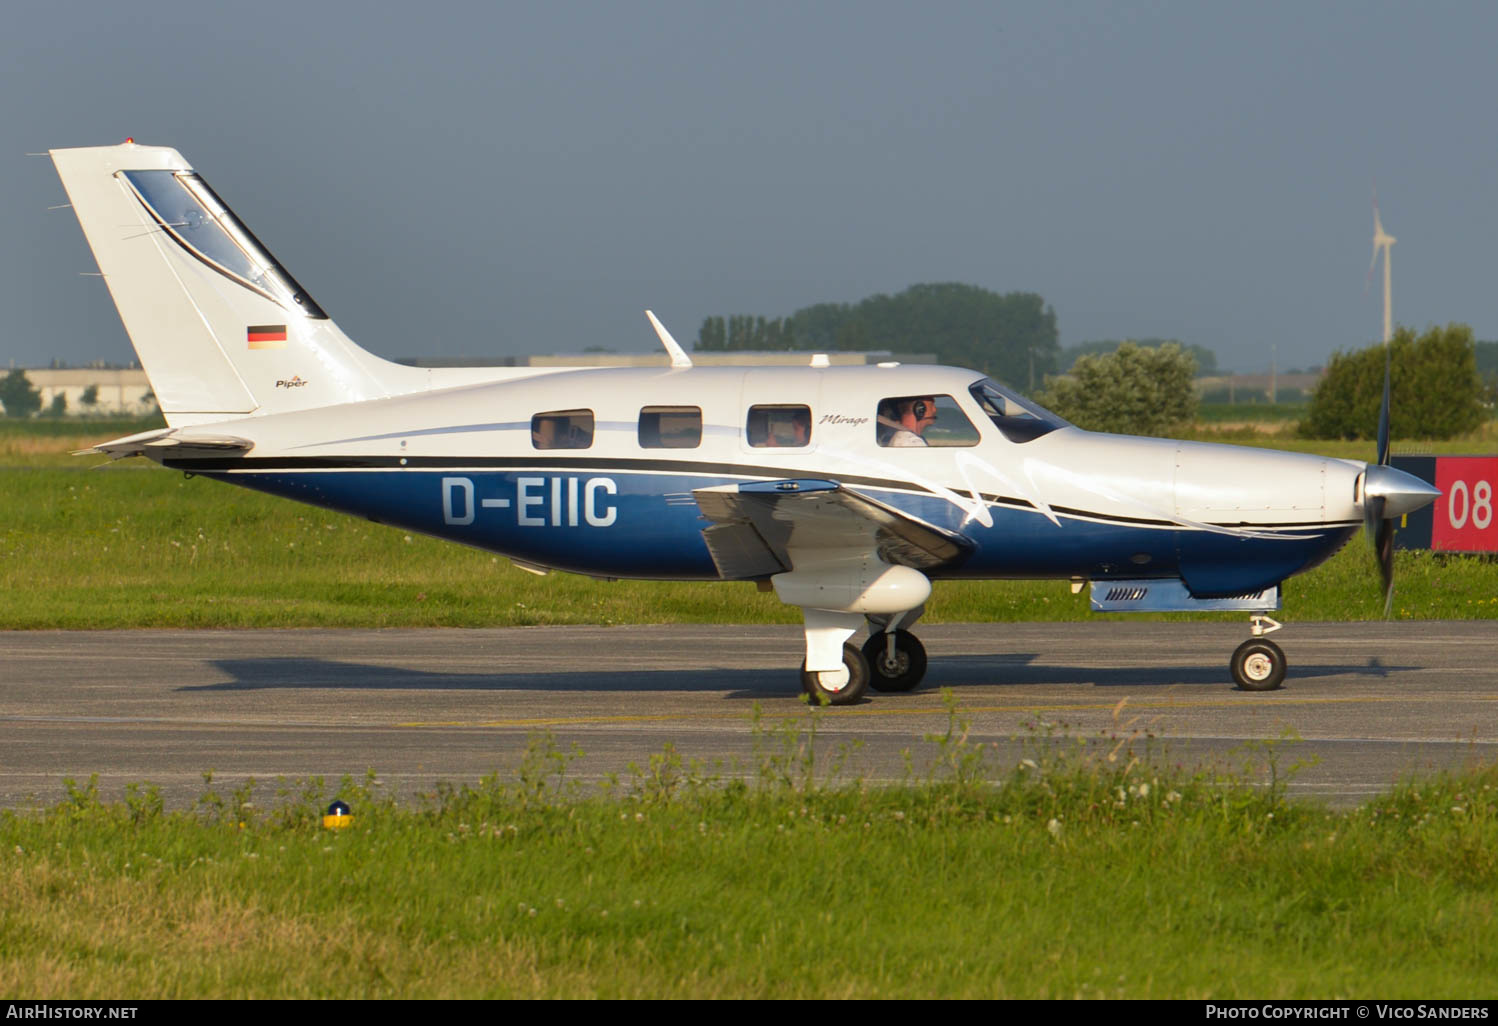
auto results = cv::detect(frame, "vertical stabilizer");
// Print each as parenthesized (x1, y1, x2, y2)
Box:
(50, 142, 432, 425)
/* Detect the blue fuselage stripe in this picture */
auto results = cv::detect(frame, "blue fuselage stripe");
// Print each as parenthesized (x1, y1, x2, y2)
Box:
(193, 467, 1357, 591)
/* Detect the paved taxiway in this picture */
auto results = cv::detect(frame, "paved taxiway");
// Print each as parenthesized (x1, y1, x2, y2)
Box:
(2, 622, 1494, 808)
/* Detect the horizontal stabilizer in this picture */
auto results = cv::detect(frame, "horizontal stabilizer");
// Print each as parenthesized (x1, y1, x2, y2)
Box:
(80, 428, 254, 462)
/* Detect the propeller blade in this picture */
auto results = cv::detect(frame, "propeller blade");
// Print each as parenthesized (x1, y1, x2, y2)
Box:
(1375, 511, 1394, 616)
(1363, 492, 1384, 552)
(1378, 509, 1390, 605)
(1377, 345, 1391, 466)
(1362, 490, 1394, 617)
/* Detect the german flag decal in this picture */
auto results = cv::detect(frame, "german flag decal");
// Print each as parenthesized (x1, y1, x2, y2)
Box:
(247, 324, 288, 349)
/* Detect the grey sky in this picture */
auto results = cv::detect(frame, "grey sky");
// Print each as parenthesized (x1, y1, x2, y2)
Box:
(5, 1, 1495, 375)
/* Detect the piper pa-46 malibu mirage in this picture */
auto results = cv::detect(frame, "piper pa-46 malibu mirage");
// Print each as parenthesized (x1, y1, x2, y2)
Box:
(50, 142, 1440, 703)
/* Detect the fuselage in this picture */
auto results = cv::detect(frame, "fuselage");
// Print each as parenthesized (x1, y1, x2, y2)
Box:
(157, 363, 1364, 597)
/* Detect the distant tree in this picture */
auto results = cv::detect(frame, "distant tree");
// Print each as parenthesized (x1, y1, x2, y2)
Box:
(796, 284, 1059, 387)
(140, 389, 157, 411)
(1038, 342, 1198, 436)
(1302, 324, 1485, 441)
(1063, 339, 1218, 376)
(1476, 340, 1498, 405)
(693, 315, 797, 351)
(44, 393, 68, 418)
(80, 384, 100, 411)
(695, 316, 727, 351)
(0, 369, 42, 418)
(695, 283, 1061, 388)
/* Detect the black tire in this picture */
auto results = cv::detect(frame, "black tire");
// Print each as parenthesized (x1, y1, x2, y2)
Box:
(800, 642, 870, 706)
(862, 630, 928, 693)
(1231, 639, 1286, 691)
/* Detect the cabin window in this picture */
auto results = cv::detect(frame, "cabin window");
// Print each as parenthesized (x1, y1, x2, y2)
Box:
(639, 406, 702, 449)
(746, 405, 811, 448)
(531, 409, 594, 449)
(968, 379, 1069, 443)
(875, 395, 980, 448)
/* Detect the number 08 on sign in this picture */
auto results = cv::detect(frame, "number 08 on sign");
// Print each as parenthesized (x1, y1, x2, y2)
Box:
(1391, 456, 1497, 554)
(1434, 457, 1497, 552)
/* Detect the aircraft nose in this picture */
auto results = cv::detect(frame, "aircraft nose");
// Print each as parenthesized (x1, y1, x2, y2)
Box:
(1363, 464, 1442, 519)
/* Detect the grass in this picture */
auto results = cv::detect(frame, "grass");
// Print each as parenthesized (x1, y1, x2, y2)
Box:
(3, 702, 1497, 998)
(3, 418, 1495, 628)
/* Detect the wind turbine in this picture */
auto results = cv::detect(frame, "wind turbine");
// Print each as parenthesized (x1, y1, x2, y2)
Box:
(1369, 191, 1396, 343)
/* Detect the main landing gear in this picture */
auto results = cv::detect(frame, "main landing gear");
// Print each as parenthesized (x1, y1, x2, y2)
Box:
(1230, 615, 1286, 691)
(800, 619, 931, 706)
(862, 630, 927, 693)
(800, 642, 871, 705)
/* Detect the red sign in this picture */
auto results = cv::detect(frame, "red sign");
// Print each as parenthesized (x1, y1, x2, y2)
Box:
(1431, 456, 1498, 553)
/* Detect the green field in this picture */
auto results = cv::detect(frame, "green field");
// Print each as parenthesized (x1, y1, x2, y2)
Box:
(3, 713, 1497, 998)
(3, 417, 1496, 628)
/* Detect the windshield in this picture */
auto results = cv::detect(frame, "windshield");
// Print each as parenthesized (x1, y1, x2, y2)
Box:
(968, 378, 1069, 443)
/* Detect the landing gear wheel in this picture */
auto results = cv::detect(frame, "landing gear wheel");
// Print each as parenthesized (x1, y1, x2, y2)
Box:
(800, 642, 869, 706)
(862, 630, 927, 693)
(1231, 639, 1286, 691)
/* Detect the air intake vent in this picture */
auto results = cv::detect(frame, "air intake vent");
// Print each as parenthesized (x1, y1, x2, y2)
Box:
(1090, 578, 1280, 613)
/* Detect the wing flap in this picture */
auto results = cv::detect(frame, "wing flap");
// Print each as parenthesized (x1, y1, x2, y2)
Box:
(692, 479, 971, 579)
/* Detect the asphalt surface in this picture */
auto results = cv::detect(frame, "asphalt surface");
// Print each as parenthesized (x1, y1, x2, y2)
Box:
(2, 622, 1495, 808)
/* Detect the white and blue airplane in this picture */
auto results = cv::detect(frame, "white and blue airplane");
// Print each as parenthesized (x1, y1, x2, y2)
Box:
(49, 141, 1440, 703)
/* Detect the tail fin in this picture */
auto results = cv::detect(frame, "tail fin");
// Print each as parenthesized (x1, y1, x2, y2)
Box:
(51, 142, 437, 425)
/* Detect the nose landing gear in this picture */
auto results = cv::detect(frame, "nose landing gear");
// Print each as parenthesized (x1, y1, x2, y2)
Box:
(1231, 615, 1286, 691)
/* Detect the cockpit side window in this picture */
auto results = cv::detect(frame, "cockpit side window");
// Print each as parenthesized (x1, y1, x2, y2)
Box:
(874, 395, 980, 448)
(747, 405, 812, 448)
(531, 409, 594, 449)
(968, 379, 1069, 443)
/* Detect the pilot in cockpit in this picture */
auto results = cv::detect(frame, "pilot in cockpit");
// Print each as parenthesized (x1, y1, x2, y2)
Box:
(877, 396, 938, 447)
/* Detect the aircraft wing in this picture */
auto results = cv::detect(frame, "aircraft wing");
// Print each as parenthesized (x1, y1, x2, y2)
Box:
(78, 428, 255, 462)
(692, 479, 972, 579)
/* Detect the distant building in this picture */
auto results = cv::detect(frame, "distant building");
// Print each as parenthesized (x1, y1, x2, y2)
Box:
(1196, 372, 1323, 403)
(22, 367, 154, 416)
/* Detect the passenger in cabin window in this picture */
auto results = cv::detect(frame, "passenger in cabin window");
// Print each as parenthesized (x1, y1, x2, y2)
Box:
(531, 412, 593, 449)
(878, 396, 937, 447)
(771, 408, 811, 448)
(531, 417, 558, 449)
(748, 405, 811, 448)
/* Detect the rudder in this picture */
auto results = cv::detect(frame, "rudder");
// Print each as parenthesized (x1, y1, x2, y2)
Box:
(51, 142, 426, 425)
